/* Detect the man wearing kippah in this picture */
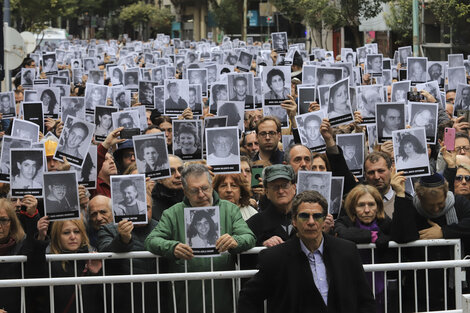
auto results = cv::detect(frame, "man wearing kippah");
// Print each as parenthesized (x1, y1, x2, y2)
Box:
(391, 172, 470, 311)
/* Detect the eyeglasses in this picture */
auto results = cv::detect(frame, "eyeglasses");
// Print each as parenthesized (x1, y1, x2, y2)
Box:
(267, 182, 292, 192)
(456, 146, 470, 152)
(187, 185, 211, 195)
(123, 152, 135, 159)
(258, 131, 278, 138)
(0, 218, 11, 226)
(170, 166, 184, 175)
(455, 175, 470, 182)
(297, 212, 326, 222)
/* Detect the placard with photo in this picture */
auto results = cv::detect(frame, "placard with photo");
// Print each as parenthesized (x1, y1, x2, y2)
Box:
(447, 66, 467, 91)
(209, 83, 229, 114)
(227, 73, 255, 110)
(366, 124, 377, 153)
(184, 206, 221, 257)
(398, 46, 412, 65)
(415, 81, 442, 108)
(302, 65, 316, 86)
(236, 51, 253, 72)
(409, 102, 438, 144)
(22, 102, 44, 134)
(172, 120, 203, 161)
(391, 81, 410, 103)
(113, 88, 132, 110)
(407, 57, 428, 83)
(188, 84, 203, 116)
(315, 67, 343, 86)
(295, 110, 326, 152)
(11, 119, 39, 143)
(263, 104, 288, 128)
(297, 86, 316, 115)
(454, 83, 470, 114)
(0, 136, 32, 182)
(204, 116, 227, 129)
(317, 85, 330, 110)
(21, 68, 35, 87)
(271, 32, 288, 53)
(217, 101, 245, 133)
(330, 177, 344, 217)
(10, 148, 44, 197)
(392, 127, 430, 177)
(376, 102, 406, 143)
(111, 109, 140, 132)
(0, 92, 16, 118)
(124, 105, 147, 131)
(139, 81, 158, 108)
(187, 68, 208, 97)
(356, 85, 384, 124)
(71, 145, 97, 189)
(448, 54, 464, 68)
(164, 79, 189, 115)
(206, 126, 240, 173)
(24, 90, 37, 102)
(124, 70, 139, 90)
(88, 70, 104, 85)
(61, 97, 86, 123)
(111, 174, 148, 224)
(327, 78, 354, 126)
(336, 133, 364, 177)
(297, 170, 332, 210)
(133, 133, 171, 180)
(261, 66, 291, 106)
(427, 62, 446, 86)
(83, 57, 97, 73)
(54, 116, 95, 168)
(84, 83, 108, 114)
(109, 65, 124, 86)
(42, 53, 58, 75)
(44, 171, 80, 220)
(94, 105, 118, 142)
(365, 54, 383, 77)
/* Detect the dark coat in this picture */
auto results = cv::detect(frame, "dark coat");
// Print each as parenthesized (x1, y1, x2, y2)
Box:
(151, 183, 184, 221)
(238, 235, 376, 313)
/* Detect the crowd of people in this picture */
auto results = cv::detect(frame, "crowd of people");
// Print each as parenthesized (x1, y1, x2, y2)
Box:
(1, 32, 470, 313)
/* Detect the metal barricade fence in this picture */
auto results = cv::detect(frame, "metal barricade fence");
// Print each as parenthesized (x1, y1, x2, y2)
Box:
(0, 239, 467, 313)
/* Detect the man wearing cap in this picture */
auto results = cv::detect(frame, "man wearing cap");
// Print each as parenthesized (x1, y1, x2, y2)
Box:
(247, 164, 297, 247)
(391, 173, 470, 310)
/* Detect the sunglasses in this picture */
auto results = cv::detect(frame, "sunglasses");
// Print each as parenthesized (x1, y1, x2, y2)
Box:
(297, 212, 326, 222)
(455, 175, 470, 182)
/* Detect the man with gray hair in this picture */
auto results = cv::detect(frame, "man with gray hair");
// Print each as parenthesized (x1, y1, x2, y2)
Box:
(145, 163, 255, 313)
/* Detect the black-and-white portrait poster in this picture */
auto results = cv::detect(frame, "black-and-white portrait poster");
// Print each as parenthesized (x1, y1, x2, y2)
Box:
(61, 97, 85, 123)
(427, 62, 446, 86)
(42, 53, 58, 75)
(409, 102, 438, 144)
(124, 70, 139, 90)
(376, 102, 406, 143)
(204, 116, 227, 129)
(83, 57, 97, 73)
(164, 79, 189, 115)
(366, 124, 377, 153)
(317, 85, 330, 110)
(21, 68, 35, 87)
(71, 144, 97, 189)
(88, 70, 104, 85)
(297, 170, 332, 210)
(330, 177, 344, 217)
(111, 174, 148, 224)
(295, 110, 326, 152)
(356, 85, 384, 124)
(133, 133, 171, 180)
(217, 101, 245, 133)
(0, 136, 32, 182)
(327, 78, 354, 126)
(72, 68, 84, 85)
(415, 81, 442, 108)
(377, 69, 392, 87)
(110, 66, 124, 86)
(335, 63, 354, 85)
(0, 92, 16, 118)
(205, 126, 240, 173)
(315, 67, 343, 86)
(153, 85, 164, 112)
(297, 86, 316, 115)
(336, 133, 364, 177)
(261, 66, 291, 105)
(54, 116, 95, 168)
(10, 148, 44, 197)
(188, 68, 208, 97)
(365, 54, 383, 77)
(11, 119, 39, 143)
(184, 206, 221, 257)
(447, 66, 467, 91)
(398, 46, 412, 65)
(111, 109, 140, 132)
(392, 127, 430, 177)
(188, 84, 203, 115)
(448, 54, 464, 68)
(22, 102, 44, 134)
(113, 88, 132, 110)
(84, 83, 108, 114)
(210, 83, 229, 114)
(24, 90, 38, 102)
(391, 80, 410, 103)
(44, 171, 80, 220)
(124, 105, 147, 131)
(236, 51, 253, 72)
(263, 104, 288, 128)
(138, 81, 158, 108)
(406, 57, 427, 83)
(454, 83, 470, 115)
(172, 120, 203, 161)
(227, 73, 255, 110)
(302, 65, 316, 86)
(206, 63, 218, 86)
(271, 32, 288, 53)
(253, 77, 263, 109)
(94, 105, 118, 142)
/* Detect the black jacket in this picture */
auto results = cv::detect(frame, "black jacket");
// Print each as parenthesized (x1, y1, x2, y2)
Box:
(151, 183, 184, 221)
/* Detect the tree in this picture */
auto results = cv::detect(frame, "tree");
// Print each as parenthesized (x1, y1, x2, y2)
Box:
(210, 0, 242, 34)
(300, 0, 342, 48)
(384, 0, 413, 46)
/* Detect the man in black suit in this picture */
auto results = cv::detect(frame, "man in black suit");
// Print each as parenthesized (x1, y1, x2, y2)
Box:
(239, 190, 376, 313)
(230, 76, 253, 107)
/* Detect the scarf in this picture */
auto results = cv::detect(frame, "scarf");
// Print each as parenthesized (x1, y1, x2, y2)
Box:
(413, 191, 459, 225)
(355, 219, 380, 232)
(0, 237, 16, 255)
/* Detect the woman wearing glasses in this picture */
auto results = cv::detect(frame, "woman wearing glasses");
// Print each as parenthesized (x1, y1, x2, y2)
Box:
(442, 146, 470, 200)
(334, 184, 393, 313)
